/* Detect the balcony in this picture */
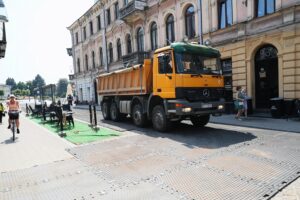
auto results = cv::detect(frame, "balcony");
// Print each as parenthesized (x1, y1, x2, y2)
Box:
(122, 51, 150, 67)
(119, 0, 147, 23)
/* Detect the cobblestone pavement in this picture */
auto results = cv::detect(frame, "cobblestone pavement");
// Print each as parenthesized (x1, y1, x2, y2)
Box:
(0, 108, 299, 199)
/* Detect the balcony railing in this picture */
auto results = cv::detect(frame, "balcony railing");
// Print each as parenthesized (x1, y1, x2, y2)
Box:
(122, 51, 150, 67)
(119, 0, 147, 23)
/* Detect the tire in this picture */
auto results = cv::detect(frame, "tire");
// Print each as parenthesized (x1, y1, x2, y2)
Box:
(190, 115, 210, 127)
(132, 104, 147, 127)
(152, 105, 171, 132)
(110, 102, 120, 122)
(102, 102, 111, 120)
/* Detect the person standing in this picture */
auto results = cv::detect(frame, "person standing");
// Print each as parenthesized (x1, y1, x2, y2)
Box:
(0, 102, 5, 124)
(235, 86, 244, 120)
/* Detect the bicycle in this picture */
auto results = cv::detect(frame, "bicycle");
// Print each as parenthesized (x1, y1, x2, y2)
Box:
(8, 111, 20, 141)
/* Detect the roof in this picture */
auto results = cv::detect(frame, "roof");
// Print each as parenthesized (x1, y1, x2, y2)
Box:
(155, 42, 220, 57)
(171, 42, 221, 57)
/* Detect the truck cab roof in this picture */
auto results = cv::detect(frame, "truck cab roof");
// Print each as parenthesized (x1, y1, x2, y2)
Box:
(154, 42, 221, 58)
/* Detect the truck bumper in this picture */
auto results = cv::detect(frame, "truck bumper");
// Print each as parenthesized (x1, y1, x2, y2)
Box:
(165, 99, 225, 116)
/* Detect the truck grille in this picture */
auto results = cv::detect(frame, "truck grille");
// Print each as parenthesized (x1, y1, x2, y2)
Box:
(176, 87, 224, 102)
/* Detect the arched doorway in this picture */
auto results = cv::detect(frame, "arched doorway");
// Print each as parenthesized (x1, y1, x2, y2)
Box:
(255, 45, 278, 109)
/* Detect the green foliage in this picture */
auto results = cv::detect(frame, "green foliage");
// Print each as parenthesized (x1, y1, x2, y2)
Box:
(32, 74, 46, 90)
(56, 78, 68, 97)
(0, 90, 4, 96)
(5, 77, 16, 90)
(17, 81, 27, 90)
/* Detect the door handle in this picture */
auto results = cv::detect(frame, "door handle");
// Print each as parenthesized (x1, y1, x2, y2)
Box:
(157, 89, 162, 92)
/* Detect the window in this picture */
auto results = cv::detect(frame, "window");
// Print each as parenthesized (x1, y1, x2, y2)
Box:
(107, 8, 111, 25)
(117, 39, 122, 60)
(89, 21, 93, 35)
(85, 54, 89, 71)
(158, 52, 173, 74)
(83, 26, 87, 40)
(221, 59, 233, 101)
(185, 6, 195, 38)
(219, 0, 233, 29)
(114, 2, 119, 20)
(99, 47, 103, 66)
(75, 32, 79, 45)
(126, 35, 132, 54)
(124, 0, 128, 6)
(92, 51, 95, 68)
(150, 22, 158, 50)
(77, 58, 81, 73)
(166, 14, 175, 45)
(137, 28, 144, 52)
(256, 0, 275, 17)
(97, 15, 101, 31)
(108, 43, 113, 63)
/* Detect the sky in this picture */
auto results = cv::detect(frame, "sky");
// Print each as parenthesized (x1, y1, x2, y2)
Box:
(0, 0, 94, 85)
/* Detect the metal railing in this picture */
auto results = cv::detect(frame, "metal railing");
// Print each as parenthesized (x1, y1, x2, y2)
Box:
(122, 51, 150, 67)
(119, 0, 147, 20)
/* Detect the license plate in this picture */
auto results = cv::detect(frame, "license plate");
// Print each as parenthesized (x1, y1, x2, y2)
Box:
(202, 104, 212, 108)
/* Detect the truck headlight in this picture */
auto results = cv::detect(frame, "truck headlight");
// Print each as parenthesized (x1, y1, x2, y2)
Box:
(182, 107, 192, 112)
(218, 105, 224, 110)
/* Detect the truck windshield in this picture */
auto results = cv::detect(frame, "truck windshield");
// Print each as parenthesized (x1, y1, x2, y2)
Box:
(175, 53, 222, 75)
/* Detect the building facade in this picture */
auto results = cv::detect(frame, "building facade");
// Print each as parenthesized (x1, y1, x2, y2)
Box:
(0, 84, 11, 99)
(68, 0, 300, 109)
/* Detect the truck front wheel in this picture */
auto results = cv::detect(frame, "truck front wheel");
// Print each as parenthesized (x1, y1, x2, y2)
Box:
(102, 102, 111, 120)
(132, 104, 146, 127)
(190, 115, 210, 127)
(152, 105, 170, 132)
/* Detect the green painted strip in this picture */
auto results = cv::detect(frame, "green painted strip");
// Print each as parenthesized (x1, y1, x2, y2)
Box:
(29, 116, 120, 145)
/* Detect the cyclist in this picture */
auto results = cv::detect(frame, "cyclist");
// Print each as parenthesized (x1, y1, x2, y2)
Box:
(7, 94, 20, 133)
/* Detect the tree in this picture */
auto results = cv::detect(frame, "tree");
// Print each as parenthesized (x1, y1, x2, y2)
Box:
(0, 90, 4, 98)
(26, 81, 34, 96)
(32, 74, 46, 90)
(17, 81, 27, 90)
(56, 78, 68, 97)
(6, 77, 16, 90)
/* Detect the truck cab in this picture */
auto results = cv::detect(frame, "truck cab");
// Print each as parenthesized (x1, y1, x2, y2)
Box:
(150, 42, 225, 130)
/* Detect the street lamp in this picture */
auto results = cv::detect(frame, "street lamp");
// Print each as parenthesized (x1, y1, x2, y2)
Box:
(0, 0, 8, 59)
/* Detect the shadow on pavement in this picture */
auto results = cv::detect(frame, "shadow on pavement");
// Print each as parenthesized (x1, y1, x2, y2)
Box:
(99, 118, 257, 150)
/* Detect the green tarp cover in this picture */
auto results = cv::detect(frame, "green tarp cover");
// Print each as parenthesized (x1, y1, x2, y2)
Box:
(171, 42, 220, 57)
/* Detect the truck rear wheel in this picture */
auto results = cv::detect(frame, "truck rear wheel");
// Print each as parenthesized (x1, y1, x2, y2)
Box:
(132, 104, 146, 127)
(110, 102, 120, 122)
(190, 115, 210, 127)
(152, 105, 170, 132)
(102, 102, 111, 120)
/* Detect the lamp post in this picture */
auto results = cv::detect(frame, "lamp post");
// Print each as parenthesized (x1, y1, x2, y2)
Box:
(0, 0, 8, 59)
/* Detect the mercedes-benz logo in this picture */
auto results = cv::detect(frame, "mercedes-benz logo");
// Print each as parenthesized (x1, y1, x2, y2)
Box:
(203, 89, 210, 97)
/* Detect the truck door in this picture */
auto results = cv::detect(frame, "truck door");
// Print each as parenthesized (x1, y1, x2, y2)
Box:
(153, 51, 176, 98)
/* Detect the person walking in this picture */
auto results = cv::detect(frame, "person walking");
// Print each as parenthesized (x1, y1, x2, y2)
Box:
(242, 88, 248, 118)
(0, 102, 5, 124)
(235, 86, 244, 120)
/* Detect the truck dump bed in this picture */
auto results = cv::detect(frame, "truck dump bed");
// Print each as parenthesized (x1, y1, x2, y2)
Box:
(97, 59, 152, 96)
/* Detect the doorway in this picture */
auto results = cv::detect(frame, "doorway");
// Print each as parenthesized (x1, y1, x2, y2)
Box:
(255, 45, 278, 109)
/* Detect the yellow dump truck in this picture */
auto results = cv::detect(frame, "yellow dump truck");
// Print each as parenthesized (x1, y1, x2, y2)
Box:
(97, 42, 225, 132)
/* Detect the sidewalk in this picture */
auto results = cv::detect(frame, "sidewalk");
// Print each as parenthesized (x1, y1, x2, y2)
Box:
(210, 114, 300, 133)
(0, 114, 74, 172)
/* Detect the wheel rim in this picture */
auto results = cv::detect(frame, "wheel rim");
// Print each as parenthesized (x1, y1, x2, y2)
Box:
(133, 109, 141, 125)
(103, 105, 108, 117)
(111, 105, 117, 120)
(153, 111, 164, 130)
